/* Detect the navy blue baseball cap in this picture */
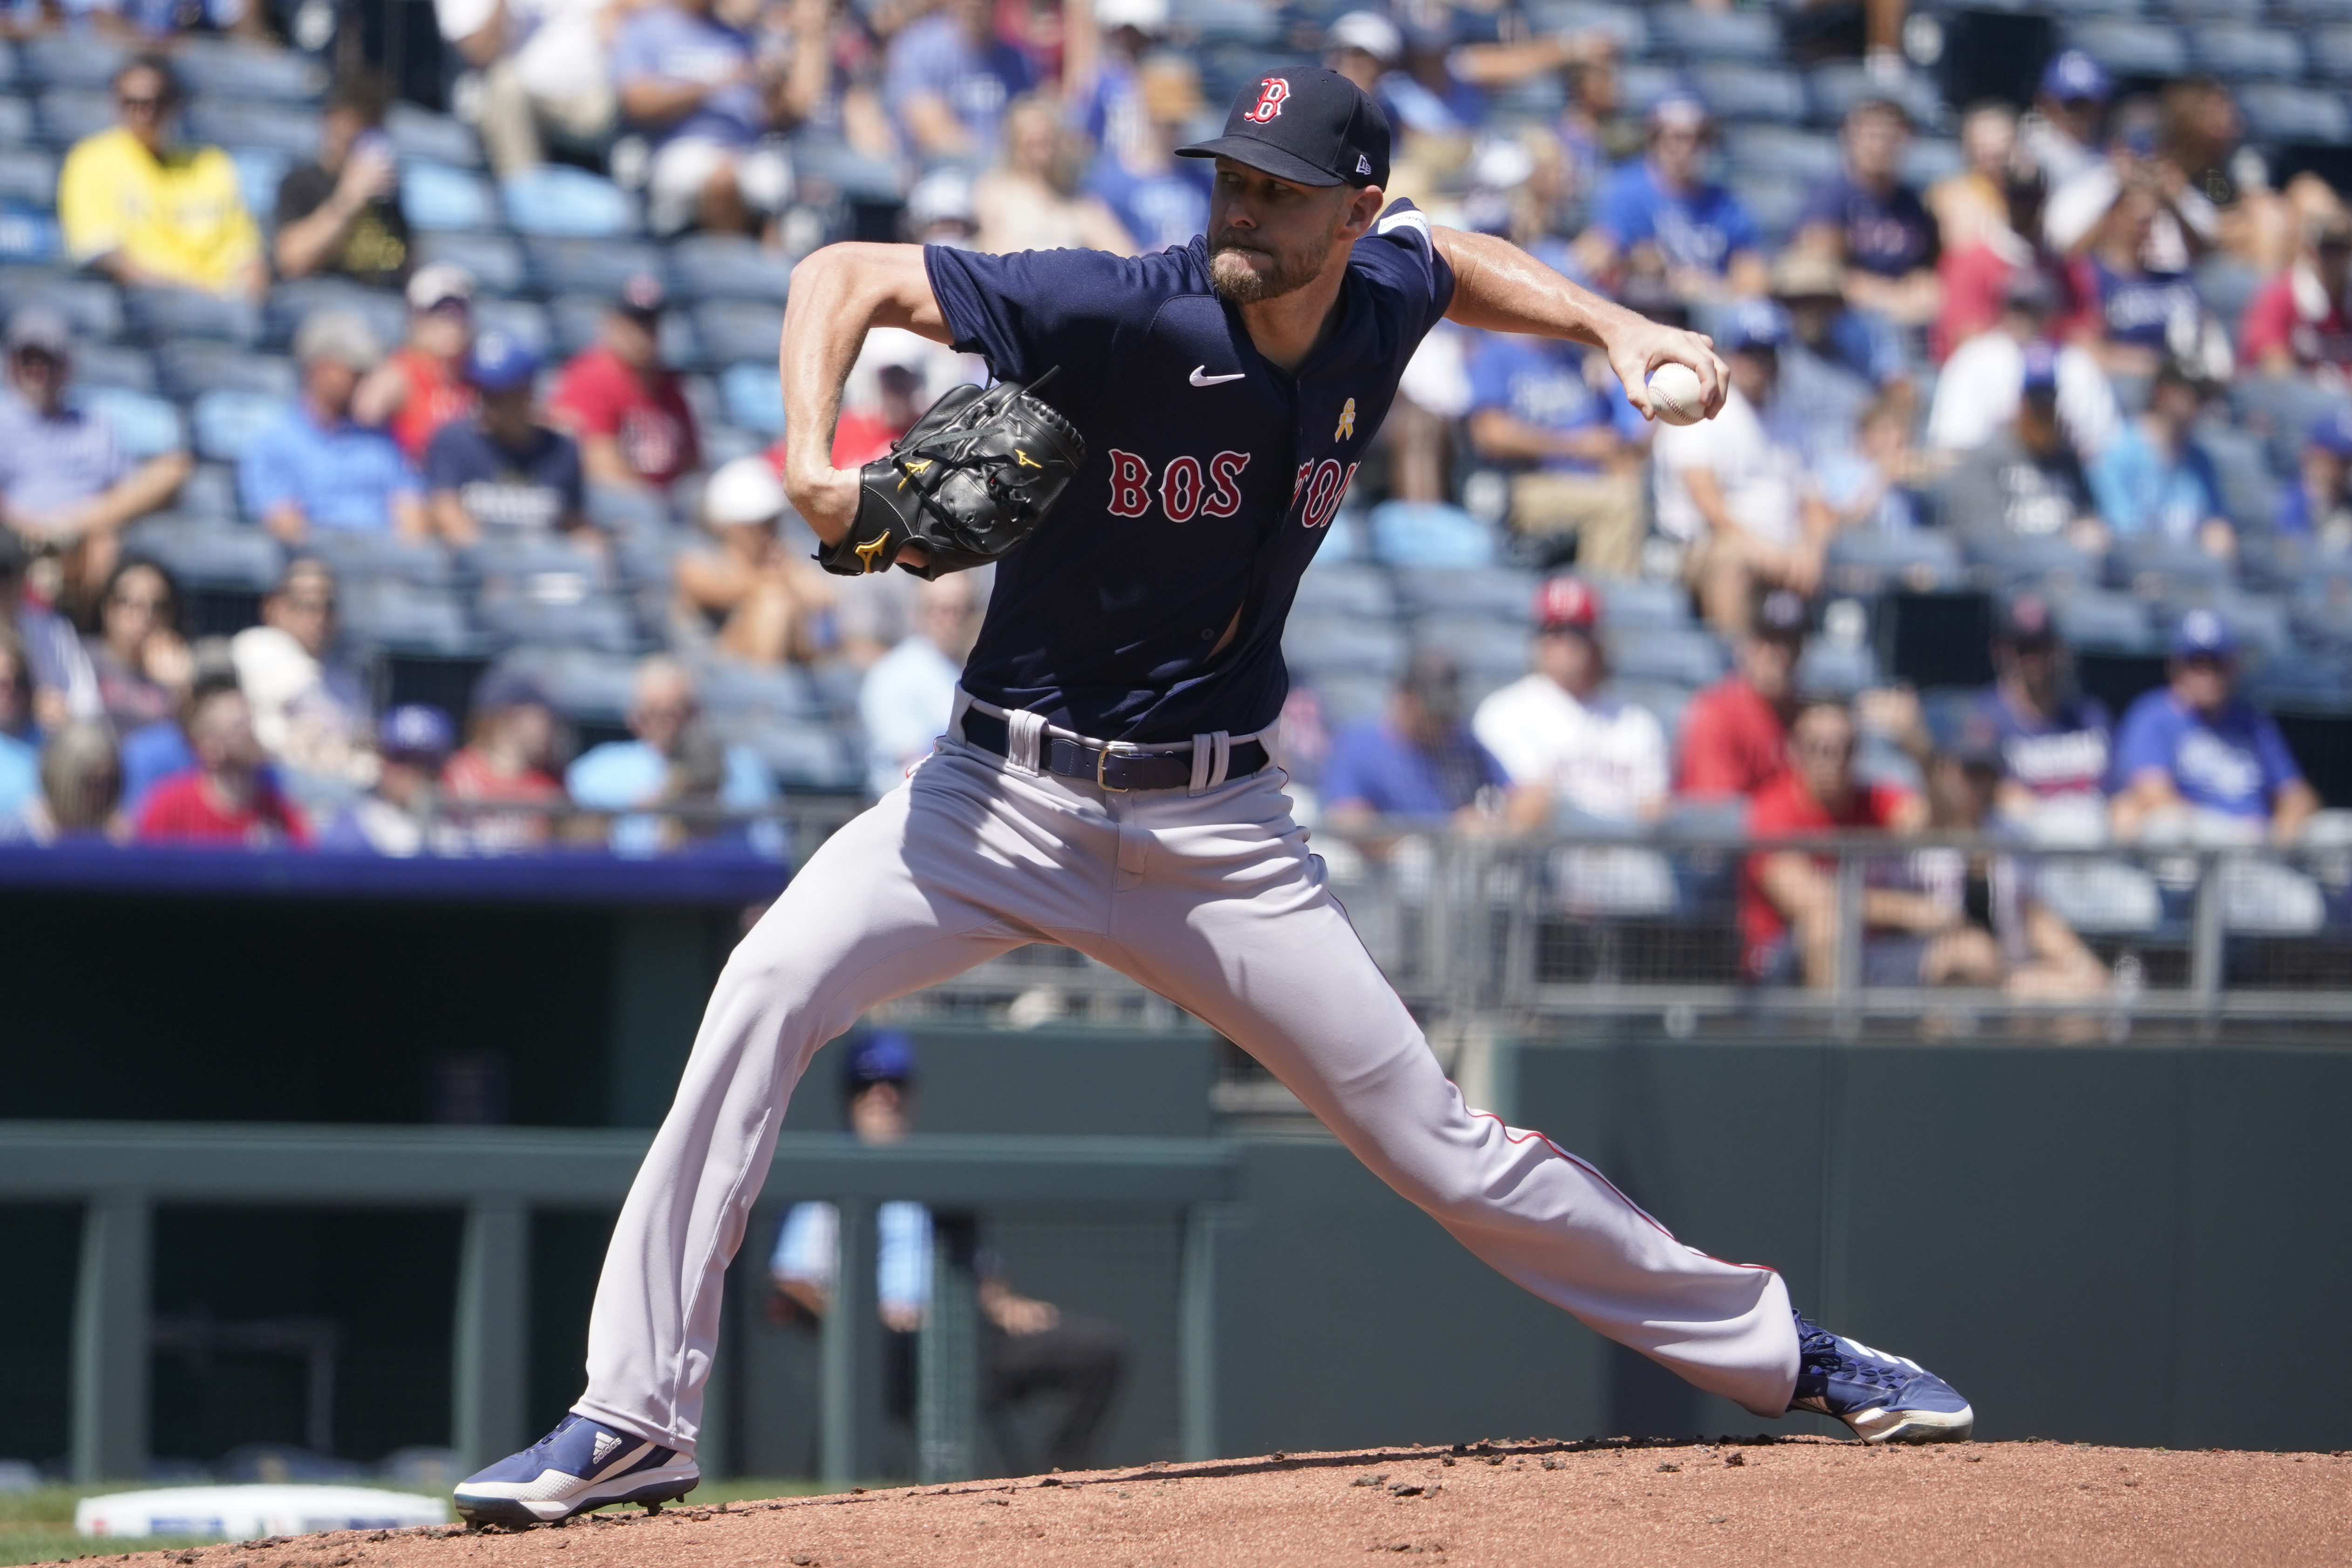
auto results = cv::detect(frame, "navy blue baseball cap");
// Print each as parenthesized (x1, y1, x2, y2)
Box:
(465, 330, 539, 392)
(842, 1029, 918, 1089)
(473, 664, 554, 713)
(2040, 49, 2110, 104)
(2171, 607, 2240, 660)
(1178, 66, 1391, 189)
(2308, 406, 2352, 458)
(379, 703, 454, 761)
(1723, 300, 1790, 353)
(2021, 339, 2060, 394)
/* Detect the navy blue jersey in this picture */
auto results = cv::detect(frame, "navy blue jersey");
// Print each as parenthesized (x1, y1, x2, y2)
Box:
(924, 200, 1455, 741)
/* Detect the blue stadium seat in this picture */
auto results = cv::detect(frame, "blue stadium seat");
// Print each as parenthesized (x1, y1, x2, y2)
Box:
(2069, 19, 2190, 79)
(1610, 679, 1694, 747)
(1902, 137, 1965, 186)
(157, 342, 297, 402)
(1172, 0, 1282, 47)
(1302, 670, 1390, 729)
(1808, 64, 1944, 130)
(719, 361, 783, 436)
(410, 231, 528, 297)
(1595, 575, 1691, 629)
(1797, 639, 1877, 697)
(551, 292, 699, 364)
(1724, 125, 1842, 184)
(2237, 84, 2351, 144)
(124, 516, 283, 590)
(2111, 534, 2232, 595)
(1284, 613, 1408, 679)
(190, 388, 283, 463)
(1520, 1, 1648, 55)
(1740, 176, 1810, 244)
(0, 146, 54, 207)
(72, 341, 155, 393)
(492, 645, 638, 722)
(472, 297, 553, 355)
(2197, 422, 2278, 528)
(690, 299, 783, 370)
(403, 162, 500, 233)
(2183, 587, 2294, 661)
(0, 96, 34, 146)
(186, 100, 319, 160)
(699, 422, 767, 467)
(1618, 64, 1686, 116)
(37, 88, 117, 146)
(265, 278, 407, 354)
(0, 206, 57, 263)
(1605, 625, 1726, 686)
(177, 462, 240, 520)
(476, 590, 639, 653)
(1292, 562, 1396, 620)
(228, 147, 291, 226)
(1650, 3, 1780, 60)
(172, 40, 326, 103)
(2314, 25, 2352, 80)
(80, 386, 184, 459)
(787, 137, 908, 204)
(127, 286, 262, 345)
(694, 654, 821, 721)
(1825, 527, 1964, 588)
(387, 104, 484, 170)
(589, 484, 677, 536)
(1392, 564, 1536, 621)
(1960, 529, 2099, 587)
(2052, 587, 2155, 653)
(526, 238, 666, 298)
(1367, 501, 1496, 569)
(613, 528, 686, 591)
(340, 579, 482, 654)
(2190, 23, 2304, 78)
(1412, 612, 1532, 678)
(668, 233, 791, 304)
(1691, 63, 1808, 124)
(20, 35, 124, 90)
(502, 165, 636, 239)
(721, 714, 861, 792)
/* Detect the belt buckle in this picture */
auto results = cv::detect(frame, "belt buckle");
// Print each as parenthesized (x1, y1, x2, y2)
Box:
(1095, 743, 1135, 793)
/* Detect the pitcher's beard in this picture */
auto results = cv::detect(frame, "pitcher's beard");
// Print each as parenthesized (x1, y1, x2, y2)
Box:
(1208, 233, 1328, 304)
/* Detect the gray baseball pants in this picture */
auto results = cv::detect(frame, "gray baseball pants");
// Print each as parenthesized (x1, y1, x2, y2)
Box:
(572, 726, 1800, 1455)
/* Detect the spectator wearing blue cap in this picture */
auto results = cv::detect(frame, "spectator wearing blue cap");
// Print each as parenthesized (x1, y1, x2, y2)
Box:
(1584, 92, 1766, 305)
(2087, 361, 2233, 559)
(768, 1030, 1128, 1473)
(2275, 408, 2352, 548)
(1939, 342, 2101, 550)
(2111, 611, 2318, 845)
(422, 332, 587, 549)
(2021, 49, 2110, 192)
(1795, 98, 1942, 332)
(322, 705, 460, 855)
(1652, 302, 1831, 635)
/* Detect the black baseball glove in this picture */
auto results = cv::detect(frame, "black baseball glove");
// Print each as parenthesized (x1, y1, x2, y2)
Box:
(815, 372, 1086, 580)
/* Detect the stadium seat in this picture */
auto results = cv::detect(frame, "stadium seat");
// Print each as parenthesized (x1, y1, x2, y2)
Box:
(71, 341, 155, 393)
(1292, 562, 1396, 620)
(1412, 612, 1533, 678)
(476, 590, 639, 653)
(502, 165, 636, 238)
(1609, 679, 1694, 746)
(719, 361, 783, 436)
(387, 103, 485, 170)
(1724, 125, 1842, 185)
(0, 269, 119, 339)
(700, 423, 766, 467)
(721, 713, 861, 791)
(690, 299, 784, 369)
(471, 297, 553, 355)
(158, 342, 297, 402)
(1172, 0, 1283, 47)
(1594, 575, 1690, 630)
(2197, 423, 2277, 529)
(2069, 19, 2190, 79)
(552, 292, 699, 364)
(1650, 3, 1779, 59)
(20, 35, 122, 90)
(0, 207, 58, 263)
(1740, 176, 1810, 245)
(1825, 527, 1964, 589)
(787, 137, 909, 204)
(299, 529, 458, 591)
(1520, 1, 1648, 54)
(525, 238, 666, 298)
(1303, 669, 1390, 728)
(79, 386, 184, 459)
(0, 96, 33, 146)
(1284, 613, 1409, 679)
(1393, 564, 1537, 621)
(402, 162, 500, 234)
(2050, 587, 2155, 652)
(227, 147, 291, 226)
(668, 233, 791, 303)
(0, 146, 54, 207)
(1604, 625, 1726, 686)
(2237, 84, 2352, 144)
(492, 645, 637, 722)
(1691, 64, 1808, 124)
(172, 40, 326, 103)
(1901, 137, 1965, 186)
(693, 653, 822, 721)
(2313, 25, 2352, 80)
(186, 101, 319, 159)
(265, 278, 407, 353)
(37, 88, 117, 146)
(1960, 529, 2098, 587)
(1797, 638, 1878, 696)
(124, 516, 283, 591)
(587, 484, 675, 536)
(177, 462, 240, 521)
(127, 286, 262, 346)
(2190, 23, 2304, 78)
(190, 388, 283, 463)
(2111, 534, 2232, 595)
(1809, 64, 1944, 130)
(340, 579, 482, 654)
(410, 231, 528, 298)
(1367, 501, 1496, 568)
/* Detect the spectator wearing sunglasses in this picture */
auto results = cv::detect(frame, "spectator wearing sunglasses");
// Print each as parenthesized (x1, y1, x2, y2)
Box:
(57, 55, 265, 302)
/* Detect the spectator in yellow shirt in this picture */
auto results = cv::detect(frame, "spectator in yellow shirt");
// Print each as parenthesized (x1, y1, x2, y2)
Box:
(57, 56, 266, 303)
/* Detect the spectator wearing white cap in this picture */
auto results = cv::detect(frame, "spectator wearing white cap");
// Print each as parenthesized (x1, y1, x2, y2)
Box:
(903, 167, 979, 246)
(436, 0, 622, 179)
(424, 332, 587, 548)
(354, 264, 481, 465)
(273, 72, 410, 289)
(0, 305, 191, 616)
(242, 312, 427, 545)
(1583, 90, 1767, 303)
(674, 455, 835, 666)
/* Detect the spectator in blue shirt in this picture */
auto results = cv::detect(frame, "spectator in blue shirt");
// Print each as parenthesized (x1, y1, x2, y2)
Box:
(1795, 97, 1942, 332)
(2111, 610, 2318, 845)
(1321, 650, 1522, 835)
(884, 0, 1034, 161)
(1585, 91, 1766, 304)
(0, 625, 39, 828)
(1083, 54, 1210, 254)
(2087, 361, 2232, 558)
(1463, 331, 1644, 573)
(613, 0, 798, 237)
(241, 311, 426, 546)
(566, 654, 783, 858)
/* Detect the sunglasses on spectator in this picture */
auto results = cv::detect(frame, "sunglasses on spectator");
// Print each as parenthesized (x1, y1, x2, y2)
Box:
(109, 591, 170, 613)
(116, 93, 171, 112)
(280, 593, 336, 614)
(1795, 738, 1855, 760)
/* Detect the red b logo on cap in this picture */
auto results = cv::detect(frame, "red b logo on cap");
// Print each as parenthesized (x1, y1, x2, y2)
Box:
(1242, 77, 1290, 123)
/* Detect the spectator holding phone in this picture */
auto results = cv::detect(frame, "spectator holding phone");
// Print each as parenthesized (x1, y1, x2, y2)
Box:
(274, 72, 411, 289)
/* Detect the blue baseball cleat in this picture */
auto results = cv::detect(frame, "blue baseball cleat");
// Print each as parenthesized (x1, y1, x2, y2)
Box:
(1788, 1311, 1975, 1444)
(452, 1414, 700, 1526)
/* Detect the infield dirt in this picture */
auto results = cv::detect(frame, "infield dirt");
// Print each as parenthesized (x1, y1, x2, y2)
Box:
(47, 1438, 2352, 1568)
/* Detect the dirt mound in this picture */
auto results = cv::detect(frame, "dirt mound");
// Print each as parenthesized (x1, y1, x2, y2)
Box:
(53, 1438, 2352, 1568)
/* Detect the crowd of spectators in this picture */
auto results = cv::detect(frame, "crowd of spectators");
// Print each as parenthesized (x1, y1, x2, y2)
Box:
(0, 0, 2336, 1002)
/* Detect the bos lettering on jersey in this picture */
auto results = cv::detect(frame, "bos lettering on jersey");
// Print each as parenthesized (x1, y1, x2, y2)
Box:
(1106, 448, 1354, 528)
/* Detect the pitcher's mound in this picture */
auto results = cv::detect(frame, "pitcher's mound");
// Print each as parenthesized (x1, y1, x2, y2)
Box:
(58, 1437, 2352, 1568)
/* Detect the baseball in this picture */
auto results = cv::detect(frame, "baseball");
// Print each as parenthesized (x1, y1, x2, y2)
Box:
(1646, 362, 1708, 426)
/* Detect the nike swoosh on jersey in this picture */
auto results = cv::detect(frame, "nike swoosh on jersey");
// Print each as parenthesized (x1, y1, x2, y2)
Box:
(1189, 366, 1248, 387)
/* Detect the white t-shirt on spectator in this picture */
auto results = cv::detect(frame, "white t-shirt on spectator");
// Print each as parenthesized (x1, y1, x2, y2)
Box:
(1651, 385, 1805, 549)
(858, 633, 963, 797)
(1926, 332, 2120, 458)
(435, 0, 612, 101)
(1473, 673, 1667, 822)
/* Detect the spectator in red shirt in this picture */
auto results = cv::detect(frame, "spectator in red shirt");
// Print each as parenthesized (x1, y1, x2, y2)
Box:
(134, 676, 310, 847)
(1676, 587, 1805, 798)
(443, 665, 566, 850)
(2239, 214, 2352, 383)
(355, 264, 480, 463)
(1741, 696, 1998, 991)
(550, 272, 700, 495)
